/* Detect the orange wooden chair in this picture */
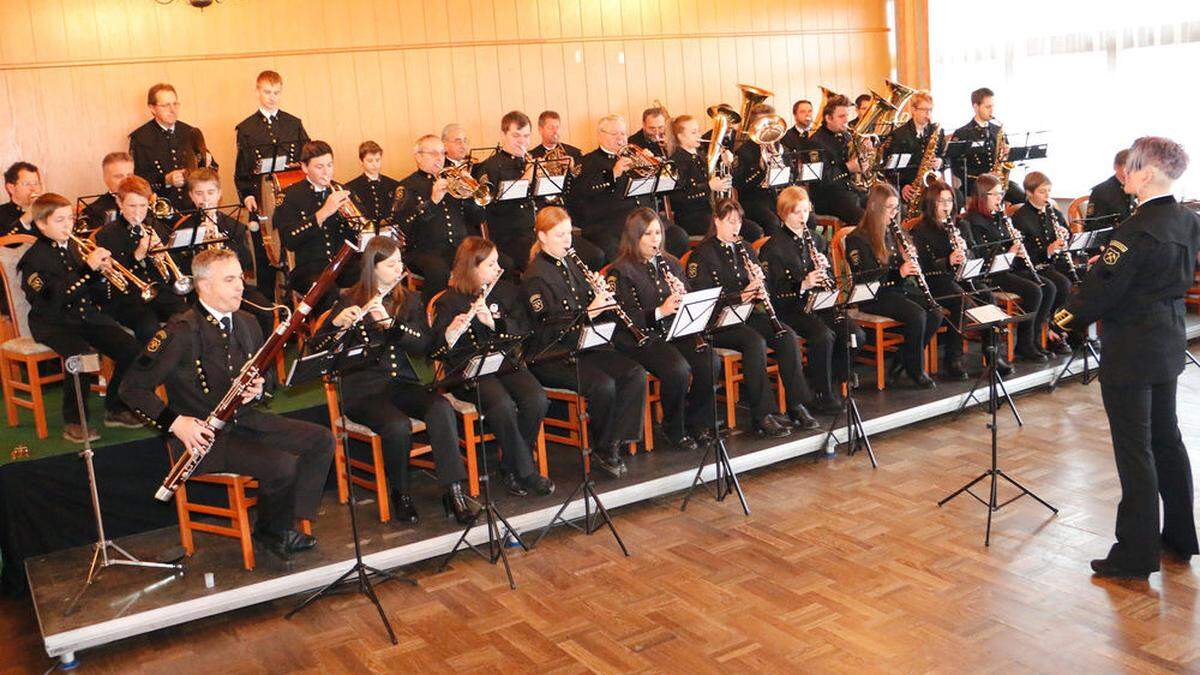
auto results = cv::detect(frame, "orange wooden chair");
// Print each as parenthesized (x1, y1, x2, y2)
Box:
(1067, 196, 1089, 233)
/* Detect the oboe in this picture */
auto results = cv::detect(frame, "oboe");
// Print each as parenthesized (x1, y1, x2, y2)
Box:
(735, 239, 788, 336)
(565, 247, 651, 346)
(886, 212, 939, 308)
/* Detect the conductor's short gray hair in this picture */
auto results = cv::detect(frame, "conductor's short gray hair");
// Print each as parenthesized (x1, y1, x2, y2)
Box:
(192, 248, 240, 281)
(1127, 136, 1189, 180)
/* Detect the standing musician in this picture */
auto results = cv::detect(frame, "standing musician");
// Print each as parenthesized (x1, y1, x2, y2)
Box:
(234, 70, 310, 214)
(885, 92, 948, 210)
(0, 162, 42, 237)
(1087, 148, 1136, 230)
(910, 180, 1012, 379)
(273, 140, 361, 300)
(80, 153, 135, 230)
(686, 198, 817, 435)
(628, 107, 671, 159)
(522, 206, 647, 477)
(733, 103, 789, 236)
(843, 184, 942, 389)
(1010, 171, 1074, 356)
(668, 115, 763, 241)
(442, 124, 471, 168)
(313, 236, 482, 524)
(946, 87, 1024, 204)
(343, 141, 401, 224)
(569, 114, 688, 262)
(1053, 136, 1198, 579)
(19, 194, 143, 441)
(129, 83, 212, 212)
(605, 208, 717, 452)
(780, 99, 815, 152)
(807, 94, 869, 225)
(530, 110, 584, 163)
(120, 248, 333, 561)
(759, 186, 862, 412)
(94, 176, 188, 342)
(960, 173, 1054, 362)
(431, 237, 556, 497)
(396, 134, 485, 300)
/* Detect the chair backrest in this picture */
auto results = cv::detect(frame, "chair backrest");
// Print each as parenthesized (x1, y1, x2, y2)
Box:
(830, 225, 856, 280)
(1067, 196, 1088, 233)
(1004, 203, 1021, 217)
(321, 381, 341, 429)
(426, 288, 446, 325)
(815, 215, 845, 241)
(679, 249, 692, 267)
(0, 234, 38, 339)
(751, 236, 769, 252)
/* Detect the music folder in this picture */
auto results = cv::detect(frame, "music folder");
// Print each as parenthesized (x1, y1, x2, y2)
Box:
(665, 287, 721, 341)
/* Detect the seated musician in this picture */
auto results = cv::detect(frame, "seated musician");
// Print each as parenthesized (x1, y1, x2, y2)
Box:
(569, 114, 688, 262)
(442, 124, 471, 168)
(759, 186, 863, 412)
(313, 236, 481, 524)
(669, 115, 764, 240)
(686, 199, 816, 435)
(0, 162, 42, 237)
(780, 99, 815, 152)
(605, 208, 717, 452)
(81, 153, 135, 229)
(886, 92, 948, 213)
(344, 140, 401, 224)
(1010, 171, 1074, 355)
(94, 176, 188, 342)
(273, 140, 361, 301)
(522, 206, 647, 477)
(234, 70, 309, 214)
(628, 107, 670, 159)
(807, 94, 868, 225)
(396, 134, 484, 300)
(120, 248, 333, 561)
(910, 180, 1012, 379)
(1087, 148, 1135, 230)
(946, 87, 1024, 204)
(959, 173, 1054, 362)
(430, 237, 556, 497)
(19, 193, 143, 441)
(529, 110, 583, 162)
(848, 93, 872, 130)
(733, 103, 790, 236)
(843, 184, 943, 389)
(129, 83, 211, 212)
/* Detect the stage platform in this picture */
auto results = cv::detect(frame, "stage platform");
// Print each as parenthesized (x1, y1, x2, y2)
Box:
(26, 325, 1198, 665)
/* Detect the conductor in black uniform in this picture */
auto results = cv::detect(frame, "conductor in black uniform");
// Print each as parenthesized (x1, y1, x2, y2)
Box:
(1087, 148, 1136, 231)
(343, 141, 401, 224)
(121, 248, 334, 561)
(1053, 136, 1199, 579)
(807, 94, 869, 225)
(129, 83, 210, 212)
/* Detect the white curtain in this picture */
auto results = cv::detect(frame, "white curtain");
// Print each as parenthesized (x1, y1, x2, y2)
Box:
(929, 1, 1200, 199)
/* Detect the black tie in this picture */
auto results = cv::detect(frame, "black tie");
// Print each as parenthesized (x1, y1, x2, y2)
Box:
(220, 316, 232, 335)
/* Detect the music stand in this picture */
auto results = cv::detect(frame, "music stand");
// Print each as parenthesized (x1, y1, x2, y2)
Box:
(284, 329, 416, 644)
(938, 307, 1057, 546)
(955, 295, 1031, 424)
(820, 275, 880, 467)
(679, 288, 752, 514)
(435, 335, 531, 589)
(793, 149, 825, 183)
(530, 311, 630, 555)
(1049, 322, 1102, 388)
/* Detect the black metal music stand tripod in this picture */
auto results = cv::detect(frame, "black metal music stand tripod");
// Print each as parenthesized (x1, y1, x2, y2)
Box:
(437, 336, 533, 589)
(1049, 331, 1101, 388)
(285, 338, 413, 644)
(530, 312, 629, 555)
(938, 315, 1057, 546)
(955, 288, 1025, 426)
(818, 276, 879, 467)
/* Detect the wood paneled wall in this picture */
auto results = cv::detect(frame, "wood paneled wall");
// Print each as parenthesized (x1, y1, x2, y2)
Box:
(0, 0, 891, 201)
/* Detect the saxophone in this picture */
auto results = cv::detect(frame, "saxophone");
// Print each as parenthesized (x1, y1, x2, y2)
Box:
(991, 125, 1014, 187)
(904, 123, 941, 214)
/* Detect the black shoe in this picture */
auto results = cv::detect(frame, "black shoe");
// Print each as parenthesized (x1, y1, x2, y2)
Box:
(519, 472, 556, 496)
(103, 410, 143, 429)
(995, 357, 1014, 377)
(442, 482, 482, 525)
(592, 445, 627, 477)
(283, 529, 317, 553)
(1048, 339, 1073, 356)
(788, 405, 819, 430)
(942, 360, 969, 382)
(691, 428, 717, 448)
(907, 372, 936, 390)
(810, 394, 843, 416)
(1162, 538, 1195, 564)
(754, 415, 791, 438)
(1090, 558, 1154, 580)
(251, 529, 291, 561)
(501, 471, 529, 497)
(770, 413, 796, 429)
(666, 432, 699, 452)
(390, 492, 418, 524)
(1015, 348, 1047, 363)
(847, 372, 860, 390)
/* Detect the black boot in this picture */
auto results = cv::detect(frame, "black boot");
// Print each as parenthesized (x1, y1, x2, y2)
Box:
(754, 415, 790, 438)
(942, 357, 968, 381)
(906, 369, 936, 390)
(391, 491, 418, 524)
(809, 393, 843, 416)
(442, 481, 481, 525)
(665, 430, 699, 452)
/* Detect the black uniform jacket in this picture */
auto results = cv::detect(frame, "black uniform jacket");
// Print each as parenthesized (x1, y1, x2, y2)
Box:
(568, 147, 653, 240)
(129, 119, 206, 210)
(844, 229, 904, 288)
(234, 109, 309, 202)
(396, 169, 482, 255)
(473, 148, 536, 242)
(18, 232, 112, 327)
(605, 254, 687, 334)
(1011, 202, 1069, 267)
(521, 250, 606, 356)
(274, 180, 358, 280)
(1086, 174, 1135, 230)
(430, 280, 532, 364)
(910, 216, 978, 277)
(807, 126, 855, 193)
(344, 173, 401, 224)
(886, 120, 946, 187)
(668, 148, 712, 221)
(758, 225, 831, 314)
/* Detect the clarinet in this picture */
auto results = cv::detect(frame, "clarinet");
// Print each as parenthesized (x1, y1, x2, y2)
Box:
(886, 213, 939, 308)
(800, 226, 836, 292)
(154, 240, 359, 501)
(735, 239, 788, 336)
(1045, 205, 1082, 283)
(1000, 212, 1042, 284)
(565, 247, 651, 347)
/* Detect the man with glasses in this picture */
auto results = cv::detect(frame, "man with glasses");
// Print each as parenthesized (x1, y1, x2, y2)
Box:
(0, 161, 42, 237)
(442, 124, 471, 169)
(129, 83, 211, 212)
(884, 92, 950, 215)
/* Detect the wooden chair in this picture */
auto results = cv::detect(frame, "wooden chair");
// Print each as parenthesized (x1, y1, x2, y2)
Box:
(814, 215, 847, 242)
(0, 234, 64, 439)
(831, 226, 908, 390)
(1067, 196, 1089, 233)
(1004, 203, 1022, 217)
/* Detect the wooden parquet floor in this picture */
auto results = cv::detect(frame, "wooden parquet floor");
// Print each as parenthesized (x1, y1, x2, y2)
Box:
(3, 369, 1199, 674)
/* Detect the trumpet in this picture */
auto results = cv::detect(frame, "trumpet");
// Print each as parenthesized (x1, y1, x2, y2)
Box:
(137, 222, 193, 295)
(437, 163, 494, 206)
(150, 193, 176, 220)
(330, 181, 375, 230)
(68, 233, 158, 302)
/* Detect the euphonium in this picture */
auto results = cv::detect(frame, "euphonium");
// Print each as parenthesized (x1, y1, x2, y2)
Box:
(437, 163, 494, 206)
(150, 193, 176, 220)
(706, 104, 739, 200)
(734, 84, 773, 142)
(68, 233, 158, 301)
(816, 85, 844, 130)
(882, 79, 919, 128)
(847, 90, 897, 191)
(904, 122, 942, 214)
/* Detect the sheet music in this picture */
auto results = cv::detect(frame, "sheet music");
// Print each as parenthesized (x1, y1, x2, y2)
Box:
(533, 174, 565, 197)
(655, 174, 678, 193)
(763, 165, 791, 187)
(497, 179, 530, 201)
(580, 321, 616, 349)
(965, 304, 1010, 325)
(799, 162, 824, 182)
(465, 352, 507, 377)
(717, 301, 754, 327)
(847, 281, 880, 304)
(625, 176, 656, 197)
(255, 155, 290, 175)
(990, 252, 1015, 273)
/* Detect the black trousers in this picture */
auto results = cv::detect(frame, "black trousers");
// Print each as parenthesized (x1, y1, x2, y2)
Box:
(197, 416, 334, 532)
(452, 368, 547, 479)
(811, 186, 865, 225)
(782, 309, 863, 399)
(926, 275, 967, 362)
(531, 349, 646, 448)
(617, 333, 717, 439)
(405, 249, 452, 303)
(1015, 267, 1068, 346)
(31, 317, 139, 424)
(860, 286, 942, 377)
(993, 271, 1046, 353)
(111, 300, 162, 345)
(712, 315, 809, 419)
(741, 194, 782, 238)
(346, 383, 466, 493)
(1099, 377, 1199, 570)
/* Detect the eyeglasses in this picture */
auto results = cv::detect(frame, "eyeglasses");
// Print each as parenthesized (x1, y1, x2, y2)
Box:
(936, 197, 955, 205)
(153, 102, 180, 109)
(417, 150, 444, 156)
(913, 106, 933, 113)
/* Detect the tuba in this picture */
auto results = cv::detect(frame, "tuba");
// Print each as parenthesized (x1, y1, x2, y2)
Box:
(816, 85, 843, 130)
(705, 104, 739, 200)
(847, 90, 897, 191)
(882, 79, 919, 129)
(734, 84, 773, 141)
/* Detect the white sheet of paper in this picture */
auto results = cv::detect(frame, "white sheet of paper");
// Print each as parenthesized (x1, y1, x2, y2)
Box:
(717, 302, 754, 327)
(580, 321, 616, 349)
(255, 155, 290, 175)
(966, 304, 1010, 325)
(991, 252, 1014, 273)
(497, 179, 530, 200)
